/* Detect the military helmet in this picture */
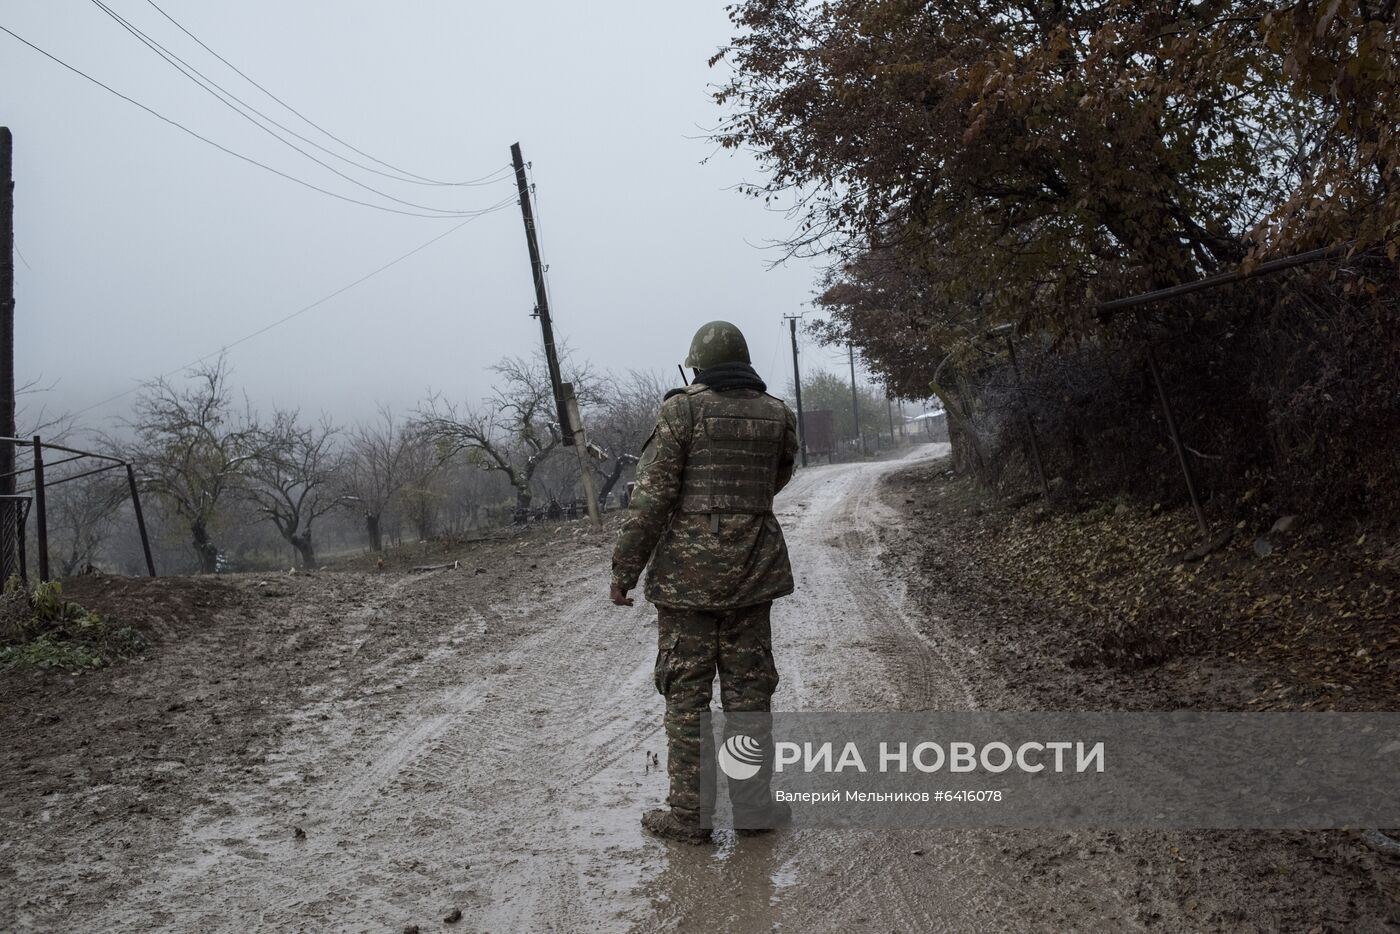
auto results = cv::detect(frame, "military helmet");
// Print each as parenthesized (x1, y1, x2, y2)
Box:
(684, 320, 751, 369)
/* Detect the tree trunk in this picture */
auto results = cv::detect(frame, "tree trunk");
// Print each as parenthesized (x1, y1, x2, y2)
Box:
(60, 546, 80, 578)
(291, 531, 317, 570)
(191, 519, 219, 574)
(598, 460, 627, 506)
(365, 512, 383, 552)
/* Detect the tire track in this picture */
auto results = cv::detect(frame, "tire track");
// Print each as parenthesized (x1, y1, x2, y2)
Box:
(86, 444, 1186, 932)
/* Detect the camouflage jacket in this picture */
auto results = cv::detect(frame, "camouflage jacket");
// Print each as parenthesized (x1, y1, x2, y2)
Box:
(611, 385, 799, 609)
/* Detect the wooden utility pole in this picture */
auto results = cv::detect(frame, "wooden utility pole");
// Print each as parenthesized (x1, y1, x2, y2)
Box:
(510, 142, 571, 443)
(848, 342, 865, 456)
(1, 129, 15, 582)
(784, 315, 807, 467)
(2, 128, 15, 501)
(509, 143, 599, 524)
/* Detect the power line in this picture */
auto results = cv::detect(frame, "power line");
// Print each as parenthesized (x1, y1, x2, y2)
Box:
(525, 161, 560, 322)
(85, 0, 499, 216)
(69, 194, 519, 419)
(90, 0, 511, 198)
(142, 0, 495, 188)
(0, 23, 494, 219)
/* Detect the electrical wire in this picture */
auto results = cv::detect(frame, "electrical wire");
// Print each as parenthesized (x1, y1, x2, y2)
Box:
(525, 161, 560, 320)
(141, 0, 498, 188)
(86, 0, 499, 216)
(68, 194, 519, 419)
(92, 0, 511, 193)
(0, 23, 494, 218)
(768, 317, 784, 384)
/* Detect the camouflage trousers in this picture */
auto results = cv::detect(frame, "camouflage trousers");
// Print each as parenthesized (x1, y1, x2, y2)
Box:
(653, 601, 779, 827)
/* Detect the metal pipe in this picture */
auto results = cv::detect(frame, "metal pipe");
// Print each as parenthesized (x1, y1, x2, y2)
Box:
(0, 451, 88, 479)
(1097, 244, 1348, 317)
(127, 464, 156, 577)
(18, 460, 124, 490)
(0, 438, 126, 463)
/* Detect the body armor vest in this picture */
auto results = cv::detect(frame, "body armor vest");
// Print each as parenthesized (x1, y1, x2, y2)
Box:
(677, 385, 787, 515)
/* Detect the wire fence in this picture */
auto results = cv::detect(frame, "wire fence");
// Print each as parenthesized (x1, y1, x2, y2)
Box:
(0, 437, 156, 583)
(932, 248, 1399, 552)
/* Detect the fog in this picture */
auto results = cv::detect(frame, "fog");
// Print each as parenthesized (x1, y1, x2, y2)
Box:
(1, 0, 863, 434)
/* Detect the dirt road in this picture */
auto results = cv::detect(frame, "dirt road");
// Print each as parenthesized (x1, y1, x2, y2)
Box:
(1, 446, 1350, 931)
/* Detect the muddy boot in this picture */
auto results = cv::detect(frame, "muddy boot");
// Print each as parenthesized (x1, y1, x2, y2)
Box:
(641, 808, 712, 844)
(735, 801, 793, 836)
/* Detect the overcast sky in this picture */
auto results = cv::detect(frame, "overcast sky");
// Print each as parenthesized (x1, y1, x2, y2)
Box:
(2, 0, 884, 434)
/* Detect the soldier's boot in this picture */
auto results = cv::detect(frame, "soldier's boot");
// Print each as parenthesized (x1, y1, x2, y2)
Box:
(734, 800, 793, 837)
(641, 808, 713, 845)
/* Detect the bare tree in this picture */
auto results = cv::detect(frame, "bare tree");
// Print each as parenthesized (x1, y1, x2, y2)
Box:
(246, 410, 344, 569)
(343, 406, 426, 552)
(17, 375, 77, 442)
(395, 432, 450, 541)
(435, 457, 512, 534)
(46, 469, 125, 576)
(590, 369, 667, 506)
(117, 358, 257, 573)
(418, 351, 597, 511)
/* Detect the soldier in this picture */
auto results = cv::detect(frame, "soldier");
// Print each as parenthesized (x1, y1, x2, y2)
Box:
(610, 320, 799, 844)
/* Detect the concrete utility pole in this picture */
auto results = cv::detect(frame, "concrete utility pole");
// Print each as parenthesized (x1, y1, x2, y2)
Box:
(848, 342, 865, 456)
(510, 142, 572, 444)
(562, 383, 602, 527)
(2, 128, 14, 501)
(784, 315, 808, 467)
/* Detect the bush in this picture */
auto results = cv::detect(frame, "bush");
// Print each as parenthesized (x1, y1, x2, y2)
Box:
(0, 580, 146, 672)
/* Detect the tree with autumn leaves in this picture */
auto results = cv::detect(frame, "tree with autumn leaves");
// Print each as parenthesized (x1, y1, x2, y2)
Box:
(713, 0, 1400, 511)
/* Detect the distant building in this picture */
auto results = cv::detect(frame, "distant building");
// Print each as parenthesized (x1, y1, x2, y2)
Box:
(908, 408, 949, 442)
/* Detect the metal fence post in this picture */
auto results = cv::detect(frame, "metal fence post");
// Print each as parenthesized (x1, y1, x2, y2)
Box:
(1005, 335, 1051, 501)
(1144, 347, 1209, 539)
(31, 435, 48, 580)
(126, 463, 156, 577)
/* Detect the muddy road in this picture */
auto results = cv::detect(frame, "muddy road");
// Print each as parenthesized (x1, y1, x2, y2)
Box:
(1, 446, 1366, 931)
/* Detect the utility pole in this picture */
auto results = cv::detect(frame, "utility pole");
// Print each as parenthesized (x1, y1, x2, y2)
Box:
(510, 142, 571, 443)
(848, 342, 865, 456)
(784, 315, 807, 467)
(1, 128, 14, 582)
(562, 383, 602, 527)
(2, 128, 14, 500)
(510, 143, 599, 525)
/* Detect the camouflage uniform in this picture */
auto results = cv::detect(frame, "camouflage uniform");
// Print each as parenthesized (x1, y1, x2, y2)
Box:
(612, 376, 799, 827)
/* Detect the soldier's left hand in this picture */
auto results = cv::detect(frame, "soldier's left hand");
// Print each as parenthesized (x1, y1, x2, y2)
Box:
(610, 584, 634, 607)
